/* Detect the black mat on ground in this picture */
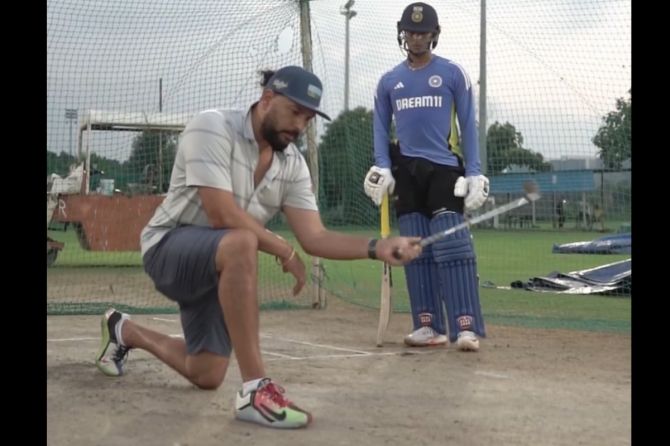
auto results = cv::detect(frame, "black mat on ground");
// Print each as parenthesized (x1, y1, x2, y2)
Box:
(511, 259, 631, 295)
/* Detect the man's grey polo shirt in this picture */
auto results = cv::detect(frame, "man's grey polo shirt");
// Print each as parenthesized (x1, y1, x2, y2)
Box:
(140, 106, 318, 256)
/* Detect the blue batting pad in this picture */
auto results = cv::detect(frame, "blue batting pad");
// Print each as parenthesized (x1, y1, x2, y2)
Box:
(430, 211, 486, 342)
(398, 213, 446, 334)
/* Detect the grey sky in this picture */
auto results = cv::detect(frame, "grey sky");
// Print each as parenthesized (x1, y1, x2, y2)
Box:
(47, 0, 631, 162)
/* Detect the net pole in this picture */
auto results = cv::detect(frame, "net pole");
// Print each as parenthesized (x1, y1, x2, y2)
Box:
(299, 0, 325, 308)
(479, 0, 488, 174)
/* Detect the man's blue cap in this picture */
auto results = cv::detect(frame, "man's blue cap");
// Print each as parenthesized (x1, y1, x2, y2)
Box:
(266, 66, 331, 121)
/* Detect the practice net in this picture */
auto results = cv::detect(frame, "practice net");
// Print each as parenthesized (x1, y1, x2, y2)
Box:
(47, 0, 631, 314)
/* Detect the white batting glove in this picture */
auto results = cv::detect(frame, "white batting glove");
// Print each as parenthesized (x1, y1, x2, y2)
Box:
(454, 175, 490, 211)
(454, 176, 468, 198)
(363, 166, 395, 206)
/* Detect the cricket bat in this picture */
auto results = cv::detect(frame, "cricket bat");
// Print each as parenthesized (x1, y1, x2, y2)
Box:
(375, 193, 392, 347)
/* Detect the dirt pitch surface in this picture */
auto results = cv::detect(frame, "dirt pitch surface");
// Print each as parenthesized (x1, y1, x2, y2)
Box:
(47, 298, 630, 446)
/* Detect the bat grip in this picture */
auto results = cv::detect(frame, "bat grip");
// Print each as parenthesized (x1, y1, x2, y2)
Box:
(392, 239, 423, 260)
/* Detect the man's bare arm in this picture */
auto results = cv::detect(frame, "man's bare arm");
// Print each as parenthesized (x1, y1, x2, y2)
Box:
(283, 206, 421, 265)
(198, 186, 293, 260)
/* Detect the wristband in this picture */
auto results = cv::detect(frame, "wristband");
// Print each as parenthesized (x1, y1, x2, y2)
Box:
(367, 238, 378, 260)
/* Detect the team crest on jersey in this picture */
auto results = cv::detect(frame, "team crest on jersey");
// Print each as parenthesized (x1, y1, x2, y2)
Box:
(428, 75, 442, 88)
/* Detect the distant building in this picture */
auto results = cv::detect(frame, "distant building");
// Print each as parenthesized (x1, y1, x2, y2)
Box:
(549, 157, 603, 171)
(501, 164, 532, 174)
(548, 157, 630, 171)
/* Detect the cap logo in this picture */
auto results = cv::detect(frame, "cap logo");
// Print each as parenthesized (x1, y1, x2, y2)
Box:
(272, 79, 288, 90)
(411, 6, 424, 23)
(307, 84, 322, 100)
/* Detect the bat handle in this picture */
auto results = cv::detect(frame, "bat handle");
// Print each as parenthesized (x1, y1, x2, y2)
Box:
(393, 238, 425, 260)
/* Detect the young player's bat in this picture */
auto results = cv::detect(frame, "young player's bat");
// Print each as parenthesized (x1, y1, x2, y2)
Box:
(376, 193, 392, 347)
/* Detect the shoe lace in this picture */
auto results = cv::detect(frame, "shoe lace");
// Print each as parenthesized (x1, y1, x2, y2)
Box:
(260, 380, 290, 407)
(113, 344, 131, 364)
(419, 326, 435, 336)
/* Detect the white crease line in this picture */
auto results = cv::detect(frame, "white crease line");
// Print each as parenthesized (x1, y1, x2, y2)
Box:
(474, 371, 510, 379)
(261, 350, 300, 359)
(49, 324, 393, 357)
(265, 350, 432, 362)
(152, 317, 179, 323)
(261, 334, 371, 355)
(47, 335, 431, 361)
(48, 337, 97, 342)
(46, 335, 432, 362)
(48, 334, 184, 342)
(289, 352, 400, 360)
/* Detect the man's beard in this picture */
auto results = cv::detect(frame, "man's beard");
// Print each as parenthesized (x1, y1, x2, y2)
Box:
(261, 115, 298, 152)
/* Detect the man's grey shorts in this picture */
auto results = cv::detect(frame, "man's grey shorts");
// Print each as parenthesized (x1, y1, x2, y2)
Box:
(143, 225, 232, 357)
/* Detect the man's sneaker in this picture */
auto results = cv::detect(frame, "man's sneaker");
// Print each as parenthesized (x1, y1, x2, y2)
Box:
(235, 378, 312, 429)
(95, 308, 131, 376)
(456, 330, 480, 352)
(404, 326, 448, 347)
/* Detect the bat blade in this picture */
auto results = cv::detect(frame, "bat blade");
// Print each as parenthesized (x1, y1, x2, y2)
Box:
(376, 262, 392, 347)
(376, 193, 392, 347)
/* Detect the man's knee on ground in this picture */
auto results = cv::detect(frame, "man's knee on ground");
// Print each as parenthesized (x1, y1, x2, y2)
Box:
(191, 368, 227, 390)
(187, 357, 228, 390)
(186, 351, 229, 390)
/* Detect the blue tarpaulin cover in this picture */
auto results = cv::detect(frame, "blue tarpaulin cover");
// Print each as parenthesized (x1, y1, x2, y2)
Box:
(552, 233, 631, 255)
(511, 258, 631, 295)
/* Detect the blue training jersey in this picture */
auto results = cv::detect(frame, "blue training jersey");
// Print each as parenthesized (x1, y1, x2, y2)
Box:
(373, 55, 481, 176)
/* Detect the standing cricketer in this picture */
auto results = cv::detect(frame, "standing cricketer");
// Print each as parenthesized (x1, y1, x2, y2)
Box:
(363, 2, 489, 351)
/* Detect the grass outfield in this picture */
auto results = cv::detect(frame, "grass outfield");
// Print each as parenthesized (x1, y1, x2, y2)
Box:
(48, 227, 630, 332)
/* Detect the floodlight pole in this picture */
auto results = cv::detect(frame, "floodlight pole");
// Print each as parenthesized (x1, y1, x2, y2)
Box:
(340, 1, 357, 111)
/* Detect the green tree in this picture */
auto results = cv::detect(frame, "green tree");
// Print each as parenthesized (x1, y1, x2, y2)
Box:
(88, 152, 125, 191)
(318, 107, 375, 225)
(127, 130, 178, 193)
(593, 90, 631, 169)
(89, 153, 123, 174)
(46, 150, 78, 177)
(46, 150, 126, 192)
(486, 121, 551, 175)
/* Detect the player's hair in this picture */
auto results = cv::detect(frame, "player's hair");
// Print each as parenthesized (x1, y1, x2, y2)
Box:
(259, 69, 275, 87)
